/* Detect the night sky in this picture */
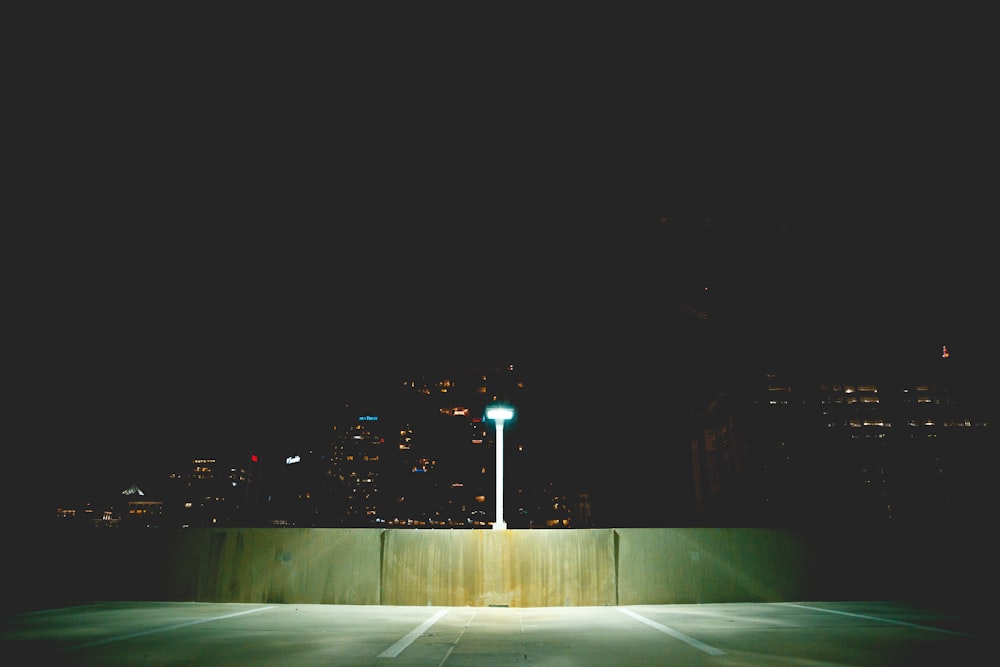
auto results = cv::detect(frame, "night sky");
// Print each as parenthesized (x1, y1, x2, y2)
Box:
(8, 7, 996, 523)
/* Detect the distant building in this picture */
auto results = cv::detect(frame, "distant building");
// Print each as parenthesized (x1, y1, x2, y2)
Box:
(56, 354, 989, 531)
(688, 366, 991, 527)
(261, 362, 575, 528)
(263, 416, 392, 528)
(55, 483, 160, 529)
(169, 457, 253, 527)
(120, 484, 165, 528)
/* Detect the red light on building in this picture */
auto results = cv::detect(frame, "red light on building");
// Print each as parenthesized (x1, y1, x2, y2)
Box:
(941, 345, 950, 359)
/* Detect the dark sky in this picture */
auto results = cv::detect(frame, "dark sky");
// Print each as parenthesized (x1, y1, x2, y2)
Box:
(9, 7, 997, 515)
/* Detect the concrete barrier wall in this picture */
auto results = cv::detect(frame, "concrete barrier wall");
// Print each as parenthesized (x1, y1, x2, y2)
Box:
(380, 528, 616, 607)
(162, 528, 382, 605)
(615, 528, 812, 604)
(14, 526, 982, 611)
(158, 528, 818, 606)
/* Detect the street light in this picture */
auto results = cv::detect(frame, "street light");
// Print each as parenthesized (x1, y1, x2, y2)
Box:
(486, 405, 514, 530)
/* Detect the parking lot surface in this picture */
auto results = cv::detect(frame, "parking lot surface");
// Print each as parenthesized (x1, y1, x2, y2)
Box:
(1, 600, 986, 666)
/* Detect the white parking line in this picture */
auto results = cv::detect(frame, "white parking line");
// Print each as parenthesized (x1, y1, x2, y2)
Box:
(617, 607, 727, 655)
(64, 605, 277, 651)
(378, 608, 450, 658)
(781, 603, 981, 638)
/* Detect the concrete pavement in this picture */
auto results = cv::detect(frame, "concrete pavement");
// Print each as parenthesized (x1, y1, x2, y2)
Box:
(1, 600, 987, 666)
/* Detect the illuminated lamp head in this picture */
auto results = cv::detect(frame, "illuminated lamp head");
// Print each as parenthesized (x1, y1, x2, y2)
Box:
(486, 406, 514, 422)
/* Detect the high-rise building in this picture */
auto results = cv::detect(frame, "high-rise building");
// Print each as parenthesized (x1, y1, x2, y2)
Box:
(688, 366, 991, 527)
(262, 361, 576, 528)
(170, 457, 252, 527)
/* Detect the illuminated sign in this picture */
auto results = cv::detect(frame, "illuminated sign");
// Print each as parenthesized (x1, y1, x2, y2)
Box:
(359, 415, 379, 421)
(286, 455, 301, 465)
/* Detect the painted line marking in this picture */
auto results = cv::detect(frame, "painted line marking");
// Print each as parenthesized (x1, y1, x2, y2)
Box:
(618, 607, 727, 655)
(781, 603, 981, 638)
(64, 605, 277, 651)
(14, 603, 103, 616)
(378, 608, 449, 658)
(435, 608, 477, 667)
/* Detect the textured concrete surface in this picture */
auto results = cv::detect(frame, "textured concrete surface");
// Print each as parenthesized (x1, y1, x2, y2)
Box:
(8, 526, 990, 611)
(1, 600, 986, 666)
(381, 527, 616, 606)
(163, 528, 381, 604)
(616, 527, 812, 604)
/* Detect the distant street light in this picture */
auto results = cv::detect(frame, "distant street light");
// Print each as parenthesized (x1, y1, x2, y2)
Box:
(486, 405, 514, 530)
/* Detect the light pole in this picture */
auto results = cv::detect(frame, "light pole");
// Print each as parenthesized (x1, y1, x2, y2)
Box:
(486, 405, 513, 530)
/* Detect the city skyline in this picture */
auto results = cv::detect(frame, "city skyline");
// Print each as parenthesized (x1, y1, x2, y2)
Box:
(15, 199, 995, 528)
(45, 348, 991, 532)
(10, 9, 996, 531)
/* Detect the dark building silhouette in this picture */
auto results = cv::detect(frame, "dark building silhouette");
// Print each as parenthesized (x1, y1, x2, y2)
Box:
(687, 364, 991, 528)
(48, 211, 991, 530)
(157, 456, 255, 528)
(253, 362, 576, 528)
(51, 352, 990, 531)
